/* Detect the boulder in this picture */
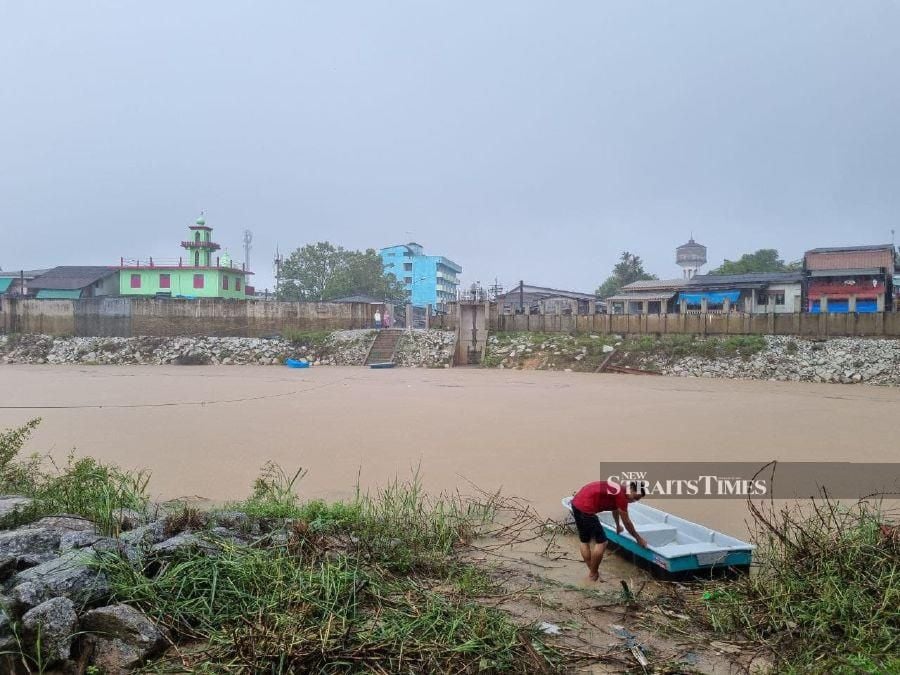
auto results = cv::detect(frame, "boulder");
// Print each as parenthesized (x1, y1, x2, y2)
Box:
(0, 496, 33, 519)
(22, 597, 77, 664)
(150, 533, 217, 556)
(10, 550, 109, 611)
(0, 528, 62, 569)
(81, 604, 168, 673)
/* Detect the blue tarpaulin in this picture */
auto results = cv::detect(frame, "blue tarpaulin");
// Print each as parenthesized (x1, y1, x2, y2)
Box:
(679, 290, 741, 305)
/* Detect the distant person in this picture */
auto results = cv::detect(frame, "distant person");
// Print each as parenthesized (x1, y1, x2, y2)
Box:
(571, 480, 648, 581)
(374, 309, 382, 329)
(383, 309, 391, 328)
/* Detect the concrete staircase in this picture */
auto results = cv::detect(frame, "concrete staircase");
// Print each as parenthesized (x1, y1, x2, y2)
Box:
(365, 329, 403, 365)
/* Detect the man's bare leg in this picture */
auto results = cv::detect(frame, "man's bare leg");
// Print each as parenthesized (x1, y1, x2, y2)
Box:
(579, 542, 592, 570)
(588, 541, 607, 581)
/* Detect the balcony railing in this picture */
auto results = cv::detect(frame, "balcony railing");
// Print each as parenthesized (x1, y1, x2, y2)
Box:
(119, 257, 248, 272)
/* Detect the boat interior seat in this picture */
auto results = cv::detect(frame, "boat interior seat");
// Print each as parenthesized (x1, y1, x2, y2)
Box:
(625, 523, 677, 547)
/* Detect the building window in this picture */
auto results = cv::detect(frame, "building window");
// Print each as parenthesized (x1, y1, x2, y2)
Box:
(193, 274, 204, 289)
(223, 276, 229, 290)
(404, 263, 412, 272)
(195, 251, 200, 266)
(130, 274, 141, 289)
(236, 277, 241, 291)
(195, 231, 201, 243)
(404, 277, 413, 285)
(758, 293, 768, 305)
(774, 292, 785, 305)
(159, 274, 170, 289)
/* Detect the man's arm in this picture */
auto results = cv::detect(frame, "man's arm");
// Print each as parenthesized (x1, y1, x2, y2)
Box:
(618, 510, 649, 548)
(613, 509, 623, 534)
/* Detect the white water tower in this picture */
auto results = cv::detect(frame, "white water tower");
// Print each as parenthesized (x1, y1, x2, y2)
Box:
(676, 237, 707, 279)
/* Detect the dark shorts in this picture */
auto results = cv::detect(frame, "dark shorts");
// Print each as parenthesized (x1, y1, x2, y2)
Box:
(572, 505, 608, 544)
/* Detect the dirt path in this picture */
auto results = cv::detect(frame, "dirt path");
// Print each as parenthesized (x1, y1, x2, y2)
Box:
(2, 365, 897, 539)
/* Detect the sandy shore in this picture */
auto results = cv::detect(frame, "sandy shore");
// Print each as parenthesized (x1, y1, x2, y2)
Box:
(1, 365, 897, 538)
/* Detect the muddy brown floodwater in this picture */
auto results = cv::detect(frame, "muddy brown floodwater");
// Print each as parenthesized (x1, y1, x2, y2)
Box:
(2, 365, 897, 538)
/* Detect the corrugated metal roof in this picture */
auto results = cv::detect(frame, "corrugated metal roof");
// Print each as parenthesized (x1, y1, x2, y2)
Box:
(497, 284, 595, 301)
(28, 266, 117, 290)
(689, 272, 804, 286)
(804, 245, 895, 271)
(36, 289, 82, 299)
(620, 278, 688, 291)
(606, 291, 676, 302)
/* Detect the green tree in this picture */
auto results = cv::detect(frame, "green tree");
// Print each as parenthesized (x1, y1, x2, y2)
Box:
(710, 249, 799, 275)
(595, 251, 657, 298)
(279, 242, 405, 301)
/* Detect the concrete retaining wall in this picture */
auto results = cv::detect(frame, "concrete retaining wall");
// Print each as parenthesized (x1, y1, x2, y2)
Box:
(0, 298, 376, 337)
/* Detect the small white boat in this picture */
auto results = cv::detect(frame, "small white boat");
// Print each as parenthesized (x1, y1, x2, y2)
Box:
(561, 496, 754, 573)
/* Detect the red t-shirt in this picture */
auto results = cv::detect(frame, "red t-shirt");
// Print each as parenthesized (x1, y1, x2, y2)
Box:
(572, 481, 629, 515)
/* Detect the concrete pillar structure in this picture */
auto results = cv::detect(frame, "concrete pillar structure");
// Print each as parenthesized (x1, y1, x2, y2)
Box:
(700, 297, 708, 313)
(679, 298, 687, 314)
(723, 297, 731, 313)
(848, 296, 857, 313)
(768, 294, 775, 314)
(877, 294, 885, 312)
(820, 296, 828, 313)
(642, 300, 649, 315)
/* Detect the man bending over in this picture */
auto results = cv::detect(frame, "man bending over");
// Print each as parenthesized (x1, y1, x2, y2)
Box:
(571, 480, 648, 581)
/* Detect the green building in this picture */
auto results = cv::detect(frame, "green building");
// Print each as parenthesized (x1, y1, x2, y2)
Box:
(119, 216, 251, 299)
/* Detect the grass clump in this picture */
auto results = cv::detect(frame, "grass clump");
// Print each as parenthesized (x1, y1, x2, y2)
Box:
(625, 334, 767, 361)
(0, 419, 149, 536)
(97, 464, 556, 673)
(282, 329, 332, 348)
(698, 497, 899, 673)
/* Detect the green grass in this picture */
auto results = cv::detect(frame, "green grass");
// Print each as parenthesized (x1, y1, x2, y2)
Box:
(698, 497, 899, 673)
(96, 465, 556, 674)
(0, 419, 150, 536)
(282, 330, 332, 348)
(624, 334, 767, 360)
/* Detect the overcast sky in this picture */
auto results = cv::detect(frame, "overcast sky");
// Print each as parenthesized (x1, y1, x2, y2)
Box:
(2, 2, 899, 292)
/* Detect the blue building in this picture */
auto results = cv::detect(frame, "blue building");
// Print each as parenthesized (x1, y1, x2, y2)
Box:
(379, 242, 462, 312)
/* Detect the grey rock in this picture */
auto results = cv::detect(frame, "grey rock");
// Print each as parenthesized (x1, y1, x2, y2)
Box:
(0, 496, 33, 519)
(10, 550, 109, 611)
(81, 603, 167, 672)
(118, 520, 167, 548)
(25, 515, 96, 533)
(22, 597, 77, 664)
(150, 533, 217, 556)
(0, 528, 61, 563)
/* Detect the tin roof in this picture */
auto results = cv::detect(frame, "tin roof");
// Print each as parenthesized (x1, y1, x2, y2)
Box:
(606, 291, 676, 302)
(689, 272, 804, 287)
(620, 278, 689, 291)
(28, 266, 118, 291)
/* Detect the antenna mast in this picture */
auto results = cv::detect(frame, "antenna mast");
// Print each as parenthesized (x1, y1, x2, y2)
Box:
(242, 230, 253, 272)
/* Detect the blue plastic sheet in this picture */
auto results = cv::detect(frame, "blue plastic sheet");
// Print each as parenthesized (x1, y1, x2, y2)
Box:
(679, 290, 741, 305)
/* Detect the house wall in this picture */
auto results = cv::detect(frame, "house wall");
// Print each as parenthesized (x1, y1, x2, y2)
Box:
(753, 283, 802, 313)
(119, 269, 248, 299)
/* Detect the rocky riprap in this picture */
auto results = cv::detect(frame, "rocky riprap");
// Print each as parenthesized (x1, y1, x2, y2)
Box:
(0, 330, 455, 368)
(637, 335, 900, 385)
(484, 333, 615, 372)
(394, 330, 456, 368)
(0, 496, 322, 673)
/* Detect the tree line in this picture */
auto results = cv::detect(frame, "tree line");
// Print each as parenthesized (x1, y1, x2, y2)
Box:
(275, 240, 799, 302)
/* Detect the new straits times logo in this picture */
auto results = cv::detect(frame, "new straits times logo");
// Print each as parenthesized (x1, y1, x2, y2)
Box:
(607, 472, 768, 497)
(600, 463, 900, 499)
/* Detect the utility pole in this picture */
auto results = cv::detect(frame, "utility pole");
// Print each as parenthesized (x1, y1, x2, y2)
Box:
(273, 247, 283, 300)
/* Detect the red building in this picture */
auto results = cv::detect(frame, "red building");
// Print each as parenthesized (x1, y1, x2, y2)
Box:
(804, 244, 896, 313)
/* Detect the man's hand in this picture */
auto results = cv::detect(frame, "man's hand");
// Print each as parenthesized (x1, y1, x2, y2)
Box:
(616, 524, 623, 535)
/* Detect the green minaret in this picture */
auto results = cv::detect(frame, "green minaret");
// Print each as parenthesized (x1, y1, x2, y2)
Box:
(181, 214, 221, 267)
